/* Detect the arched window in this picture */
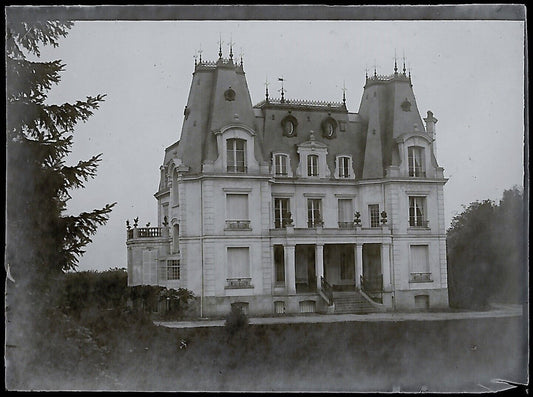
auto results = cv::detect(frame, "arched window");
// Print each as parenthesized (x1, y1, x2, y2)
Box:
(227, 138, 246, 173)
(307, 154, 319, 176)
(408, 146, 425, 177)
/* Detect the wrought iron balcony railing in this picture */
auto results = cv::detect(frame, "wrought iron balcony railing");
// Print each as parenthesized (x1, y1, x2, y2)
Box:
(225, 220, 251, 230)
(410, 272, 433, 282)
(225, 277, 253, 289)
(409, 219, 430, 228)
(338, 221, 355, 229)
(227, 165, 247, 173)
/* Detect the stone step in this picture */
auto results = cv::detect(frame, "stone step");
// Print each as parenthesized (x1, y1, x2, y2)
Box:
(332, 291, 379, 314)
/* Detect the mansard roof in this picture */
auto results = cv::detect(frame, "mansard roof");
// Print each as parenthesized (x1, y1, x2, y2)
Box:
(164, 54, 435, 180)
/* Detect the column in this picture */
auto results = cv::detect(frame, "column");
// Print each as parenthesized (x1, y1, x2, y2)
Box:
(381, 243, 391, 291)
(355, 243, 363, 288)
(315, 243, 324, 290)
(285, 244, 296, 294)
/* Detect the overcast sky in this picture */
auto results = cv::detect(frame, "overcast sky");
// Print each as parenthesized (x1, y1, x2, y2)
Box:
(34, 19, 524, 272)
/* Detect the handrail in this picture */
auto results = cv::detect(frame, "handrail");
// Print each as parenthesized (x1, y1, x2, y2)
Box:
(360, 274, 383, 303)
(320, 276, 333, 305)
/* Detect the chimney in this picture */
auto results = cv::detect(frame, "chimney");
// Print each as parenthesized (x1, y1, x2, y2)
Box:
(424, 110, 438, 156)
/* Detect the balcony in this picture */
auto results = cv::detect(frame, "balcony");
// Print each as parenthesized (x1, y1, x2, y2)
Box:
(410, 272, 433, 283)
(338, 221, 355, 229)
(225, 277, 253, 289)
(127, 227, 169, 240)
(225, 220, 251, 230)
(270, 225, 391, 237)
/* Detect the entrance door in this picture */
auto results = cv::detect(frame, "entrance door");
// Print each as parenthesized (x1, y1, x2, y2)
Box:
(362, 244, 383, 295)
(295, 245, 316, 293)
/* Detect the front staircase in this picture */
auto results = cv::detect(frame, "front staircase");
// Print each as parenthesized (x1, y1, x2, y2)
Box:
(332, 290, 380, 314)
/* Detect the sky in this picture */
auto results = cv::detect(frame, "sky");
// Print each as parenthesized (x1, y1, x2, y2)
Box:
(32, 18, 525, 272)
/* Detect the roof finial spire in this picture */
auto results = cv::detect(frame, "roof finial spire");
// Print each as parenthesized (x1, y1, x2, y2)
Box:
(342, 80, 347, 106)
(373, 60, 377, 78)
(193, 53, 197, 66)
(218, 33, 223, 59)
(278, 77, 285, 103)
(228, 34, 234, 60)
(402, 51, 406, 75)
(198, 44, 203, 64)
(394, 50, 398, 75)
(265, 76, 269, 102)
(239, 47, 244, 66)
(365, 65, 368, 80)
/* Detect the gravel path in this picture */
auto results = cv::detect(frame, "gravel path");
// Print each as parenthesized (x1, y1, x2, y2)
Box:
(155, 304, 524, 329)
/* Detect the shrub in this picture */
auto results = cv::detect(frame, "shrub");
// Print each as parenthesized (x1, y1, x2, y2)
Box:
(224, 305, 249, 338)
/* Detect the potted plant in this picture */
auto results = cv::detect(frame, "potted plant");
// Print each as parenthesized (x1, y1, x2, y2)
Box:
(380, 211, 388, 225)
(285, 212, 294, 233)
(353, 211, 361, 227)
(162, 216, 170, 237)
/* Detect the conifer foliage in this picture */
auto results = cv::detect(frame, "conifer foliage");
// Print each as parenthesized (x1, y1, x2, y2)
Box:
(6, 20, 116, 284)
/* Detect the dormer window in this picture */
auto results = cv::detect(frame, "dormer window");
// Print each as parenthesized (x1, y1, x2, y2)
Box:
(338, 156, 350, 178)
(273, 154, 289, 176)
(307, 154, 319, 176)
(281, 115, 298, 137)
(408, 146, 425, 177)
(227, 138, 246, 173)
(321, 117, 338, 139)
(285, 121, 294, 135)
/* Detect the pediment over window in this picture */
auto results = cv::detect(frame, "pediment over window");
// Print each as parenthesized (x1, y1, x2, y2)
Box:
(297, 130, 328, 150)
(395, 131, 432, 145)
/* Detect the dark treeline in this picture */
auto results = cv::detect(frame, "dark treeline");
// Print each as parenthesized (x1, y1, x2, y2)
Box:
(447, 186, 527, 309)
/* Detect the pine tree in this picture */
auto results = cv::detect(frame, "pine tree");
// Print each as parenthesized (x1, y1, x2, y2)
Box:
(6, 21, 116, 286)
(5, 20, 117, 389)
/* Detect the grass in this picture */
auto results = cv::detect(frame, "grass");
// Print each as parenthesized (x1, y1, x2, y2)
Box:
(6, 306, 527, 392)
(99, 315, 526, 392)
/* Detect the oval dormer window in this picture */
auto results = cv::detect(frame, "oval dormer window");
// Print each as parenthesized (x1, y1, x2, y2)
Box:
(281, 115, 298, 137)
(326, 123, 334, 137)
(321, 117, 337, 139)
(285, 120, 294, 136)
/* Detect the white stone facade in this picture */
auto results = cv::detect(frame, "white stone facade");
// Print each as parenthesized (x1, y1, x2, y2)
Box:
(126, 55, 449, 316)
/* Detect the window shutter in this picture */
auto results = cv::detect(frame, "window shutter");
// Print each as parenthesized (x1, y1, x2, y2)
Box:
(411, 245, 429, 273)
(227, 247, 250, 278)
(227, 194, 249, 220)
(338, 199, 353, 222)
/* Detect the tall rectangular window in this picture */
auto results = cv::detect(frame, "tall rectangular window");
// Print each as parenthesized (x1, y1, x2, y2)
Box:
(307, 154, 318, 176)
(227, 247, 250, 278)
(338, 199, 353, 227)
(369, 204, 380, 227)
(338, 156, 350, 178)
(410, 245, 431, 282)
(409, 196, 427, 227)
(274, 198, 290, 228)
(167, 260, 180, 280)
(274, 245, 285, 284)
(307, 199, 322, 227)
(274, 154, 288, 176)
(227, 138, 246, 173)
(408, 146, 425, 177)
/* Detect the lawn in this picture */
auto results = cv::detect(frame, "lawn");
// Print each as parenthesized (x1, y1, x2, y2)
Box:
(97, 316, 527, 392)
